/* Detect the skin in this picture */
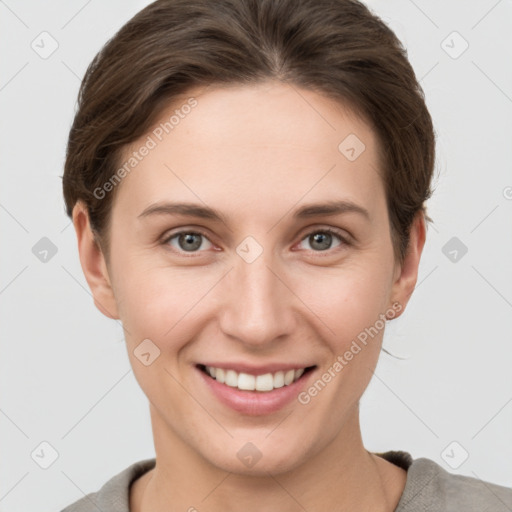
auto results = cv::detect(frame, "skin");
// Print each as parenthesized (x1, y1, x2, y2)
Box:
(73, 81, 425, 511)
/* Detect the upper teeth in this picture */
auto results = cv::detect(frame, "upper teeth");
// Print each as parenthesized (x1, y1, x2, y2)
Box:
(205, 366, 306, 392)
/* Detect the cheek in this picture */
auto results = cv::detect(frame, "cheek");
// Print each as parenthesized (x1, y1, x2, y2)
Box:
(115, 260, 220, 347)
(115, 264, 219, 402)
(290, 259, 392, 347)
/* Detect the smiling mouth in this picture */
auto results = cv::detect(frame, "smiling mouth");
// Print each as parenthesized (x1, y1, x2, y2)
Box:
(197, 364, 316, 392)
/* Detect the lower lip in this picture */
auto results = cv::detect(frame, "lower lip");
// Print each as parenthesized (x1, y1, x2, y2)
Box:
(196, 366, 316, 416)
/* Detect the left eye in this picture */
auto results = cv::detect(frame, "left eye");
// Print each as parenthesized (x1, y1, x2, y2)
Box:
(297, 229, 346, 252)
(164, 232, 213, 252)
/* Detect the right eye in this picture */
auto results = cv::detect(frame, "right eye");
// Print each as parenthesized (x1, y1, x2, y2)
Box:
(162, 230, 214, 254)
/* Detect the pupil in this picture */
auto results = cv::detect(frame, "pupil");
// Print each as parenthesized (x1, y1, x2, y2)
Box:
(180, 233, 201, 251)
(311, 232, 331, 251)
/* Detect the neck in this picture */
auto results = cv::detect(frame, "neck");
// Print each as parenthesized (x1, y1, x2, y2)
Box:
(131, 405, 406, 512)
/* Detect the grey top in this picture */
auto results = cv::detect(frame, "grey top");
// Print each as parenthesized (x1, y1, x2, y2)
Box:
(61, 450, 512, 511)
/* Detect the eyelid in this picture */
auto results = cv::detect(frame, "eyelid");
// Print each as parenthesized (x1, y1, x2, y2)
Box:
(161, 227, 211, 242)
(300, 225, 350, 240)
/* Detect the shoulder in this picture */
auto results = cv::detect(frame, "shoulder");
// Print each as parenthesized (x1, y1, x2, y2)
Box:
(396, 455, 512, 512)
(60, 458, 156, 512)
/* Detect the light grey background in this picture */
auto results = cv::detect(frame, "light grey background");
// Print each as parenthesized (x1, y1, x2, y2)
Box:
(1, 1, 511, 511)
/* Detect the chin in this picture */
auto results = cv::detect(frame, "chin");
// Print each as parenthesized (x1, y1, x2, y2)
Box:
(202, 437, 308, 476)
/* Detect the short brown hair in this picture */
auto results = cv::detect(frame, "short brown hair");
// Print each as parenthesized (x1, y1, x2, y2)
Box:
(62, 0, 436, 265)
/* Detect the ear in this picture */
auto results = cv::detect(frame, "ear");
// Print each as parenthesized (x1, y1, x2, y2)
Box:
(72, 201, 119, 320)
(388, 211, 426, 319)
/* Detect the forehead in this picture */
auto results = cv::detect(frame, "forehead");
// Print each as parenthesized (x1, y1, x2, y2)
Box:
(113, 81, 385, 222)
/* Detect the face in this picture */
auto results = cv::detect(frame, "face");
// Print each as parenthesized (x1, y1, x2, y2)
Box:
(74, 81, 423, 475)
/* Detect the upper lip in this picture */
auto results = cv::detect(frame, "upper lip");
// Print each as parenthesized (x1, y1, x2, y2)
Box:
(197, 362, 316, 376)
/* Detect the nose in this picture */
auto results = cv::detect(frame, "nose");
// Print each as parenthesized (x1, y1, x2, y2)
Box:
(217, 248, 297, 348)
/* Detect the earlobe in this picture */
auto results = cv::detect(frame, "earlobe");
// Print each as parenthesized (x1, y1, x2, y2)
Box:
(72, 201, 120, 320)
(388, 211, 427, 319)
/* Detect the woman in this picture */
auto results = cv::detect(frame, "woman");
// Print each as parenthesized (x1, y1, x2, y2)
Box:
(61, 0, 512, 510)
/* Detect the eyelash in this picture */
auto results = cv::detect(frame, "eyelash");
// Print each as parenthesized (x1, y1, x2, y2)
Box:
(160, 227, 351, 256)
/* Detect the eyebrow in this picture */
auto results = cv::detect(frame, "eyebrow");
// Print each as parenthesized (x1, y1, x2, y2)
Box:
(137, 200, 370, 223)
